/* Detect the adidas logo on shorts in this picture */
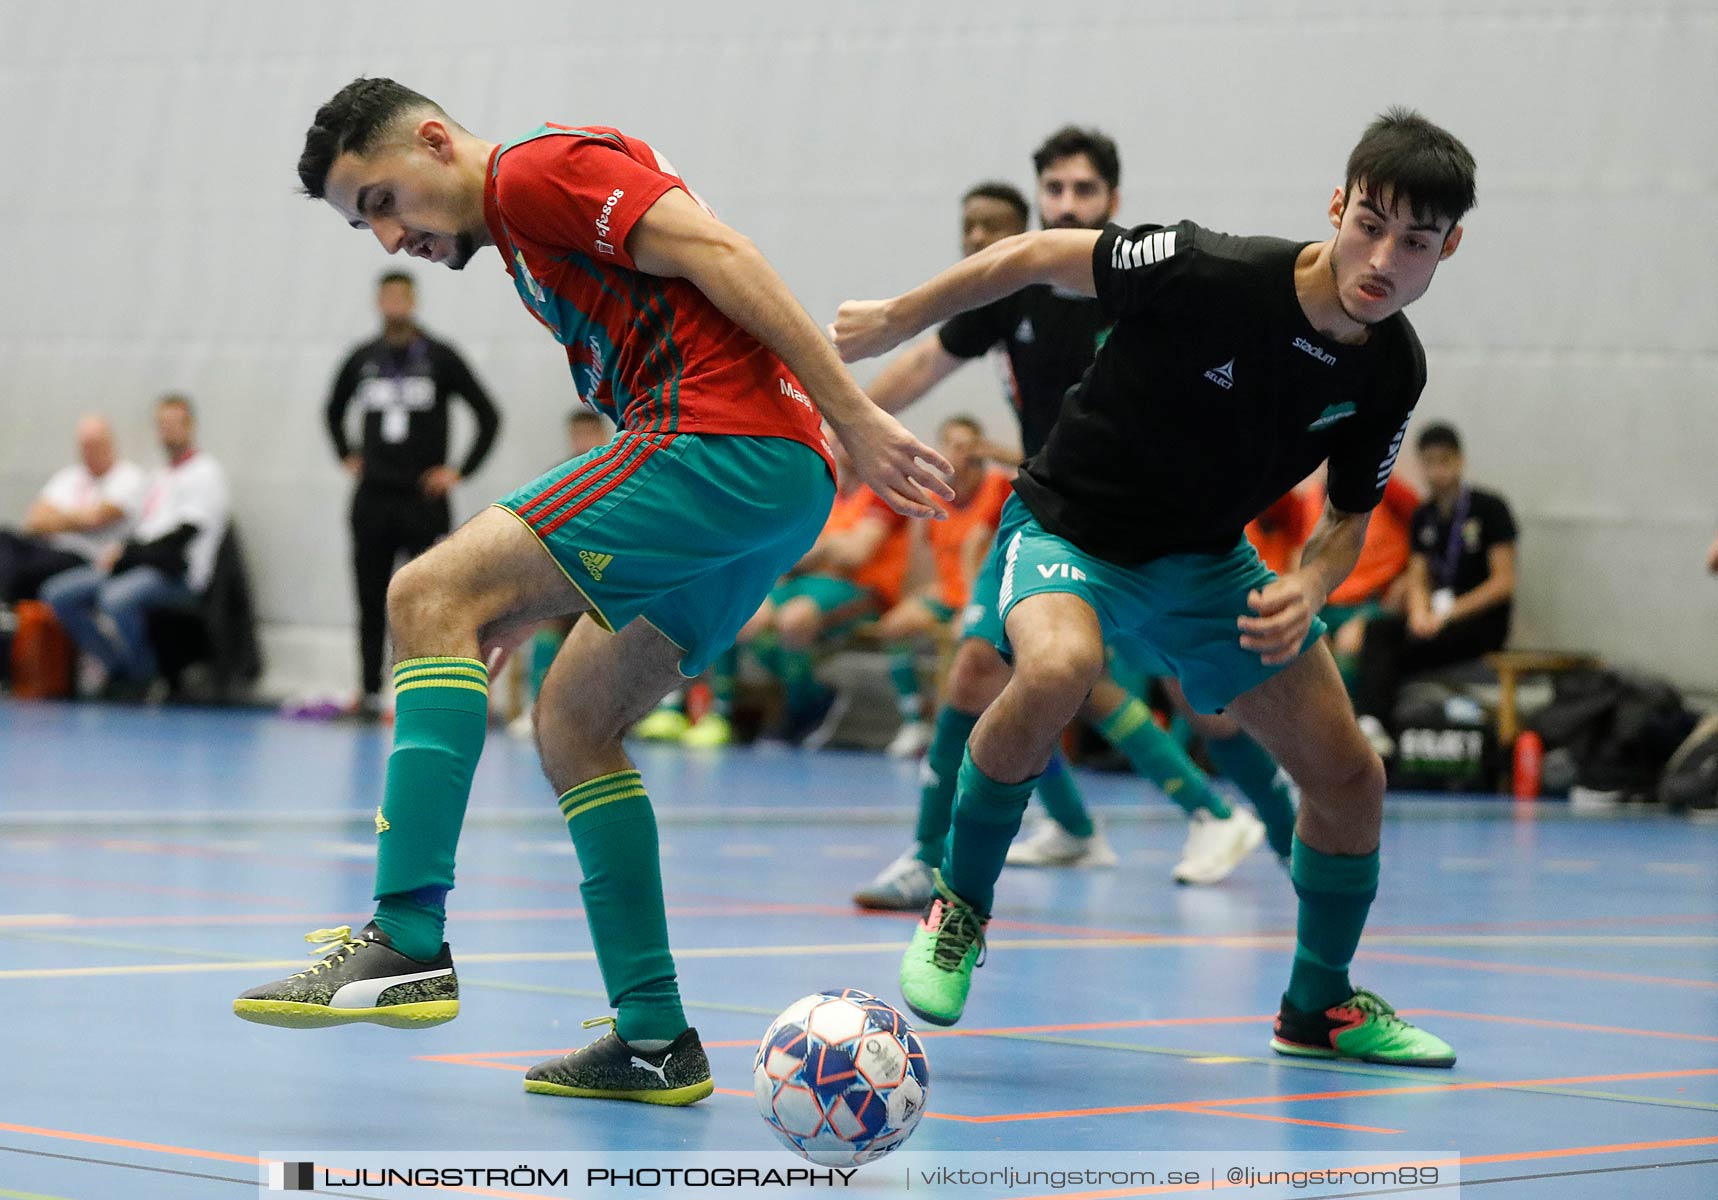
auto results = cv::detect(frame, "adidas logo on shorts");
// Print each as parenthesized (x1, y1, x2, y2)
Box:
(579, 551, 614, 581)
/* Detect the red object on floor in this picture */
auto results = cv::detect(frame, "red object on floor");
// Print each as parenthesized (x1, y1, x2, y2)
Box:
(1513, 730, 1543, 800)
(10, 600, 73, 699)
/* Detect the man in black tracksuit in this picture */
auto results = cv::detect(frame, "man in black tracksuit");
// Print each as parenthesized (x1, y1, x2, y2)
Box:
(326, 271, 501, 711)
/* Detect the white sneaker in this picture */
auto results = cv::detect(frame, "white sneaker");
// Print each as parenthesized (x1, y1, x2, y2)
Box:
(1172, 808, 1267, 885)
(1005, 818, 1119, 868)
(886, 720, 933, 759)
(1357, 714, 1395, 759)
(852, 849, 938, 911)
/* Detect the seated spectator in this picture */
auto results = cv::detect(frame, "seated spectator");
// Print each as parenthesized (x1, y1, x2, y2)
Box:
(873, 415, 1012, 757)
(42, 395, 230, 700)
(1352, 422, 1517, 753)
(0, 416, 146, 603)
(736, 431, 909, 744)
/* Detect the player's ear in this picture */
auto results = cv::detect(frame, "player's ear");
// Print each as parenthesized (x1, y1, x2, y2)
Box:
(1327, 186, 1346, 232)
(1439, 223, 1463, 260)
(418, 118, 455, 162)
(1104, 188, 1121, 223)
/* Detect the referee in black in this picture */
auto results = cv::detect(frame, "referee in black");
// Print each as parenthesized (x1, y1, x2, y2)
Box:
(325, 271, 501, 715)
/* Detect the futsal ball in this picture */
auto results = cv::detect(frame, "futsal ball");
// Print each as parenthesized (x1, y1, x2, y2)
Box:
(754, 987, 930, 1166)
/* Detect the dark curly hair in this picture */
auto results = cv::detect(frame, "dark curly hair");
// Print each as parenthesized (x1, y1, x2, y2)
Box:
(1345, 107, 1476, 230)
(298, 77, 446, 199)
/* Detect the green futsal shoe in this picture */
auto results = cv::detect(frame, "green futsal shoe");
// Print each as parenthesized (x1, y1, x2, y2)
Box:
(635, 708, 692, 741)
(898, 871, 988, 1027)
(1271, 988, 1456, 1067)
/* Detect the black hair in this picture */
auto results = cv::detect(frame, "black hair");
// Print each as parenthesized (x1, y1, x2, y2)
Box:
(568, 409, 606, 426)
(1345, 107, 1477, 230)
(378, 271, 415, 289)
(1031, 126, 1120, 190)
(298, 77, 447, 199)
(1416, 421, 1462, 454)
(961, 182, 1030, 226)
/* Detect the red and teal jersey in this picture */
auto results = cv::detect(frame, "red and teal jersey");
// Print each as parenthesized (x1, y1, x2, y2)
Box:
(482, 123, 832, 472)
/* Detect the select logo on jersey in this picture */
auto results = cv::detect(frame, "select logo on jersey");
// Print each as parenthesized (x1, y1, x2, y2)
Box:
(1037, 563, 1088, 581)
(1014, 317, 1035, 344)
(1307, 401, 1357, 431)
(1111, 228, 1178, 270)
(1204, 359, 1236, 390)
(579, 551, 615, 581)
(1292, 336, 1338, 366)
(594, 187, 624, 251)
(514, 250, 547, 304)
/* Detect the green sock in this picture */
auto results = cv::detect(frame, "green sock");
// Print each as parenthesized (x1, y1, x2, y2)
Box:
(709, 648, 737, 720)
(1096, 697, 1232, 819)
(1034, 753, 1093, 837)
(888, 647, 922, 721)
(560, 770, 687, 1045)
(1205, 733, 1297, 859)
(779, 647, 827, 719)
(942, 748, 1036, 915)
(1284, 835, 1379, 1013)
(527, 628, 562, 704)
(371, 657, 490, 960)
(914, 707, 979, 865)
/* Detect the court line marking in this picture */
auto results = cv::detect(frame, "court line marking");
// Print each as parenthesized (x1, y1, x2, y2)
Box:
(1356, 950, 1718, 990)
(0, 1124, 553, 1200)
(8, 935, 1718, 989)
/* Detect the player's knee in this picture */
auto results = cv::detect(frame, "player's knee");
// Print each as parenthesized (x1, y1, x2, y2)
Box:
(385, 556, 454, 640)
(1015, 635, 1103, 707)
(944, 640, 1008, 711)
(777, 603, 821, 649)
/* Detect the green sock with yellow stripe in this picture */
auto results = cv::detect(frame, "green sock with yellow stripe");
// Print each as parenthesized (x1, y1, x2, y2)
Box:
(560, 769, 688, 1044)
(1096, 697, 1233, 819)
(372, 656, 491, 960)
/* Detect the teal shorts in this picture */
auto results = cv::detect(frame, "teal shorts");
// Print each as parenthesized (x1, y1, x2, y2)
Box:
(497, 431, 833, 677)
(979, 496, 1326, 713)
(768, 574, 881, 640)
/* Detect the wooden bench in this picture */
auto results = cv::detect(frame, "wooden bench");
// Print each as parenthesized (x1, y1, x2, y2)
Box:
(1483, 649, 1599, 746)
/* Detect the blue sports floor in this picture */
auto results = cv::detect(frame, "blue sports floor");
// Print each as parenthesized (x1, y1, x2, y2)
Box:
(2, 700, 1715, 1198)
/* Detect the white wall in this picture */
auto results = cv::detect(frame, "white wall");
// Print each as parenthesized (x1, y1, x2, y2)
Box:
(1, 0, 1712, 693)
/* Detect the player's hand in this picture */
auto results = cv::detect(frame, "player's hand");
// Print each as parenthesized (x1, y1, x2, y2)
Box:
(1408, 608, 1444, 640)
(829, 299, 908, 363)
(1706, 532, 1718, 575)
(1237, 572, 1324, 665)
(420, 465, 461, 498)
(344, 454, 364, 479)
(836, 409, 955, 520)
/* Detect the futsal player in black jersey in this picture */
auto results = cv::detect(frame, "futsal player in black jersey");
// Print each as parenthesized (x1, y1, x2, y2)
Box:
(836, 108, 1473, 1066)
(853, 129, 1287, 913)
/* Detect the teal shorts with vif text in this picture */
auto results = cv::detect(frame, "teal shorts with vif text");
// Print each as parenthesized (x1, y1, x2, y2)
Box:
(496, 431, 834, 677)
(979, 495, 1326, 713)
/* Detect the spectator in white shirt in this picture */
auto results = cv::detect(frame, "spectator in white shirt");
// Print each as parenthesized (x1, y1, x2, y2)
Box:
(0, 416, 146, 603)
(42, 396, 230, 695)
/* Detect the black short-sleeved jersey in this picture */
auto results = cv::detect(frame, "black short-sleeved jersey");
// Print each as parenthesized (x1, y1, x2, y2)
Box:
(937, 285, 1108, 458)
(1014, 221, 1427, 564)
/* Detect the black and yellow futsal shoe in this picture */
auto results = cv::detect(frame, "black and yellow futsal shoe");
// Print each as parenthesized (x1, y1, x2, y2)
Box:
(232, 923, 459, 1029)
(524, 1017, 714, 1105)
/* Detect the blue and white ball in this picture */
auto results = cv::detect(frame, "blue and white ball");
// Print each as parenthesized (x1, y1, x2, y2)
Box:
(754, 988, 930, 1165)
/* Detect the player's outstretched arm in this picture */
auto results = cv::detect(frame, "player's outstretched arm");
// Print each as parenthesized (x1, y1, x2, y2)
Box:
(628, 188, 953, 519)
(864, 336, 965, 416)
(831, 229, 1101, 363)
